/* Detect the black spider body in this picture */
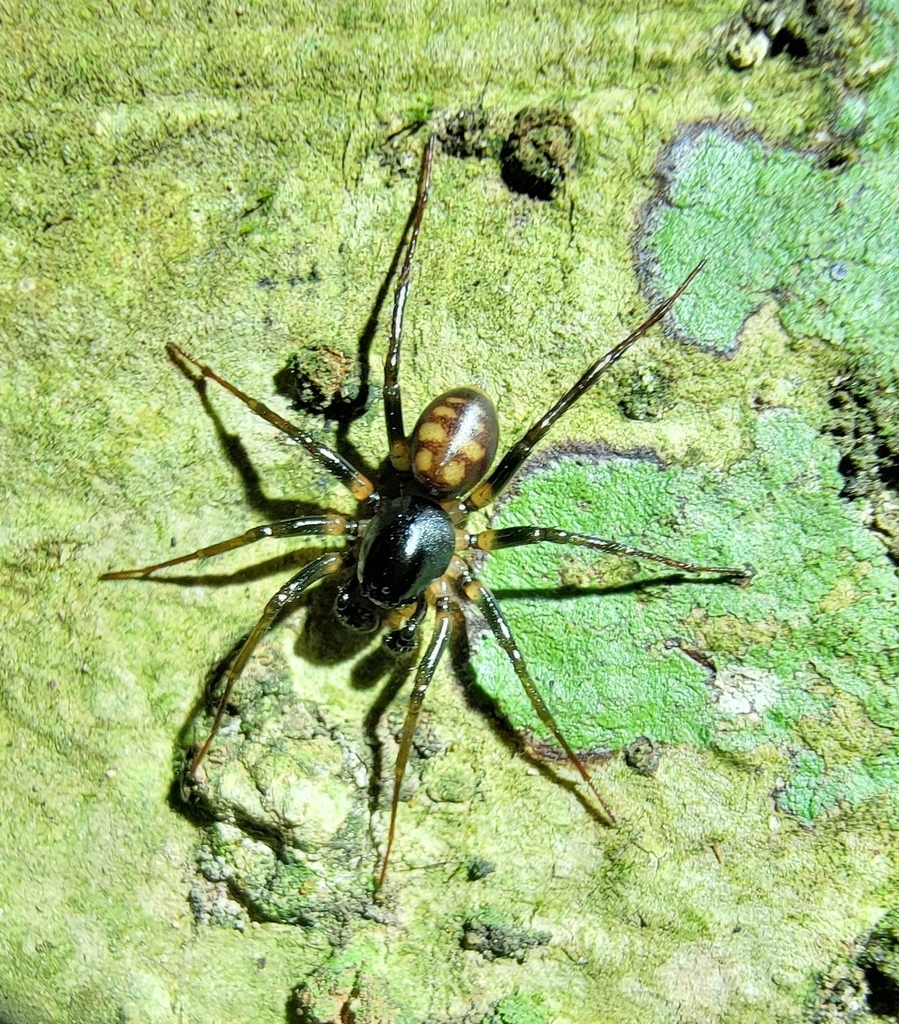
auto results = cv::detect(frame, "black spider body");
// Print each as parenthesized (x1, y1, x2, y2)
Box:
(102, 135, 752, 888)
(356, 496, 455, 610)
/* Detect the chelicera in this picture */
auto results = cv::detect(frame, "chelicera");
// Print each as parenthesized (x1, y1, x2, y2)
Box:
(102, 136, 753, 888)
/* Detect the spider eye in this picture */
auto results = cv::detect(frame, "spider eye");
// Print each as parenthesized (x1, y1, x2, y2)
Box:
(334, 581, 379, 633)
(410, 387, 498, 499)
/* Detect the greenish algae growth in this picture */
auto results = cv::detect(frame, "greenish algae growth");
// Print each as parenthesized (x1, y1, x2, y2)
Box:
(639, 0, 899, 460)
(2, 0, 897, 1021)
(475, 412, 899, 823)
(291, 938, 406, 1024)
(186, 649, 375, 933)
(486, 994, 550, 1024)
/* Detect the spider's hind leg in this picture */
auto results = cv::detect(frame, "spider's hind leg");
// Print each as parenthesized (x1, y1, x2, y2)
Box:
(464, 261, 706, 513)
(383, 134, 437, 473)
(454, 560, 617, 827)
(167, 344, 379, 503)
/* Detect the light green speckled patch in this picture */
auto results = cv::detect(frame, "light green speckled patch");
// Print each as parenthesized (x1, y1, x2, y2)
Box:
(637, 3, 899, 464)
(474, 411, 899, 823)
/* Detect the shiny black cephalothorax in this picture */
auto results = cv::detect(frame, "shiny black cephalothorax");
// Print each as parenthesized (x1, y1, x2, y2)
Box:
(337, 495, 457, 652)
(101, 136, 753, 888)
(357, 497, 455, 610)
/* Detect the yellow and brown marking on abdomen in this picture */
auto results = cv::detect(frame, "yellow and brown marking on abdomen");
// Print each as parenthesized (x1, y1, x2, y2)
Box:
(409, 386, 499, 499)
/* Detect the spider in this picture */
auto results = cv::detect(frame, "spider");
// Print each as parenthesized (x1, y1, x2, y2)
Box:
(101, 135, 753, 888)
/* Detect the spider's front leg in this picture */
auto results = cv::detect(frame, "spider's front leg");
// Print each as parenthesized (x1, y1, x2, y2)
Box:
(101, 515, 358, 780)
(377, 582, 454, 889)
(186, 551, 346, 778)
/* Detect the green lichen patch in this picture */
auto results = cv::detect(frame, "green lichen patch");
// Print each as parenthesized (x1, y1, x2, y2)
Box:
(473, 411, 899, 825)
(485, 995, 550, 1024)
(637, 15, 899, 495)
(638, 122, 899, 372)
(183, 644, 375, 935)
(459, 907, 551, 964)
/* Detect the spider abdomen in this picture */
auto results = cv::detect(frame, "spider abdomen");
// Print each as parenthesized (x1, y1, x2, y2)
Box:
(410, 387, 499, 499)
(357, 496, 455, 608)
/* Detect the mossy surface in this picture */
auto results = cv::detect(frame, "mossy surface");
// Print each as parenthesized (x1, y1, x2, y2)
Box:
(2, 0, 898, 1022)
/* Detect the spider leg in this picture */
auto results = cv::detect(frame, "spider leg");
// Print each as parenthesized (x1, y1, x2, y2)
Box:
(101, 515, 355, 579)
(186, 551, 345, 777)
(377, 582, 453, 889)
(383, 594, 429, 654)
(168, 344, 378, 503)
(464, 261, 705, 511)
(384, 134, 437, 473)
(467, 527, 755, 583)
(457, 563, 617, 826)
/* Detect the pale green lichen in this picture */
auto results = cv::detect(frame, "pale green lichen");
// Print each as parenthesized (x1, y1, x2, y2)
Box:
(3, 0, 898, 1022)
(475, 412, 899, 822)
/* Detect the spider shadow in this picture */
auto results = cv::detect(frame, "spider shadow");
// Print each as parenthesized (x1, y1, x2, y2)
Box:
(490, 569, 746, 602)
(293, 582, 424, 827)
(158, 175, 426, 816)
(166, 551, 741, 835)
(448, 570, 738, 828)
(166, 170, 423, 518)
(164, 557, 386, 824)
(165, 579, 416, 838)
